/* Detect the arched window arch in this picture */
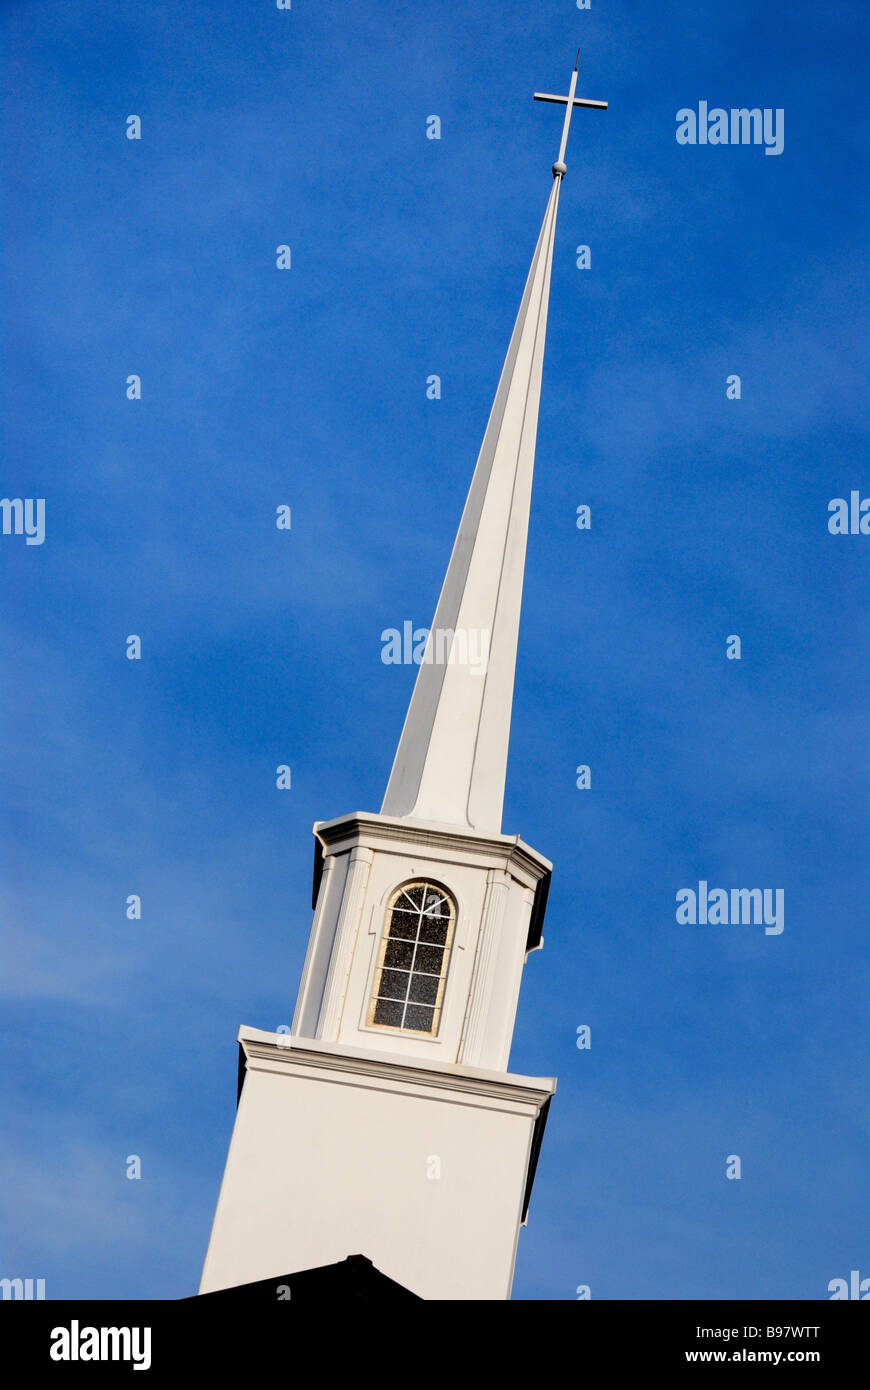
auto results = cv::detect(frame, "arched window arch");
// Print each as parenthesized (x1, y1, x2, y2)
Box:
(367, 881, 456, 1035)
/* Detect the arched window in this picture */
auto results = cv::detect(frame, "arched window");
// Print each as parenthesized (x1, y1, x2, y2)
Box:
(368, 881, 456, 1035)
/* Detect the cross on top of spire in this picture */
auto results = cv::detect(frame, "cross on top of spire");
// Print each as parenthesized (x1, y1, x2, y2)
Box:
(534, 49, 607, 179)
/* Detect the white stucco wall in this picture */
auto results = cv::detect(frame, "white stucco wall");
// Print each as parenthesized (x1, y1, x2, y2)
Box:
(199, 1030, 554, 1301)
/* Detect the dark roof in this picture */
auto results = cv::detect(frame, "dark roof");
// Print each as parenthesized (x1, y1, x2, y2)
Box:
(190, 1255, 421, 1302)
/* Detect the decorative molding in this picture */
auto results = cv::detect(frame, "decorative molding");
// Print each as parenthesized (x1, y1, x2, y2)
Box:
(239, 1027, 555, 1112)
(460, 869, 510, 1065)
(291, 850, 339, 1033)
(317, 845, 374, 1039)
(314, 811, 550, 893)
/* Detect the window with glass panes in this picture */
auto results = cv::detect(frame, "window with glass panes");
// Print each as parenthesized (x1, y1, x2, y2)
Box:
(368, 882, 456, 1034)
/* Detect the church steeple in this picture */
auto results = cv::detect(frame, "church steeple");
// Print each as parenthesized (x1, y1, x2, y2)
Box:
(382, 52, 606, 834)
(199, 59, 606, 1303)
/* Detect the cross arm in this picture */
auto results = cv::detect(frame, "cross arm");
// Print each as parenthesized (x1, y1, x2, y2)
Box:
(533, 93, 608, 110)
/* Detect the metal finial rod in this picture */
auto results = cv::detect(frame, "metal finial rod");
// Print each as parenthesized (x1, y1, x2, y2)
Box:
(556, 61, 579, 167)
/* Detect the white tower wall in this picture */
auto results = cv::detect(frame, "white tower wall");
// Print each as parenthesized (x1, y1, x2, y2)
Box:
(199, 1030, 554, 1300)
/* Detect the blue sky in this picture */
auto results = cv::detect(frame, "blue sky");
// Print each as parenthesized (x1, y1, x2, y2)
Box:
(2, 0, 867, 1300)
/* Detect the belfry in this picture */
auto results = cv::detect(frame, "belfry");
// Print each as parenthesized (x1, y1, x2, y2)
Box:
(199, 55, 606, 1301)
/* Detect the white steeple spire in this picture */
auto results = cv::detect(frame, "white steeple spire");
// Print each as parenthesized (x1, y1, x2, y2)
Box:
(382, 54, 606, 834)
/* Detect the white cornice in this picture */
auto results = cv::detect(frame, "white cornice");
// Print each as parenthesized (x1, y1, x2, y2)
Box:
(238, 1026, 555, 1112)
(313, 811, 551, 889)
